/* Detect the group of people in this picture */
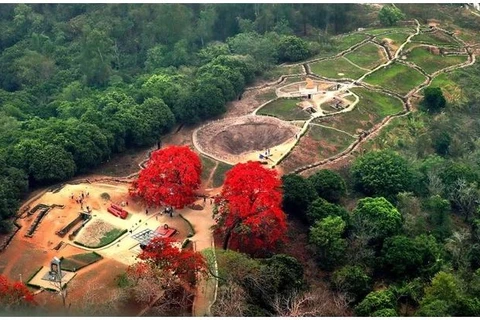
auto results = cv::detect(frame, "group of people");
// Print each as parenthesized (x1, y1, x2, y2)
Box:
(202, 195, 214, 205)
(70, 190, 90, 211)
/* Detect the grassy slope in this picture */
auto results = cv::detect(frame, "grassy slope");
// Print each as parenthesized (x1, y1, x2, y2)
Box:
(316, 87, 404, 134)
(407, 47, 467, 74)
(212, 162, 233, 188)
(310, 57, 366, 79)
(378, 32, 411, 45)
(427, 72, 466, 104)
(257, 98, 311, 121)
(345, 42, 387, 69)
(201, 155, 216, 181)
(333, 33, 369, 51)
(411, 31, 460, 47)
(364, 62, 427, 95)
(351, 87, 404, 117)
(307, 125, 356, 159)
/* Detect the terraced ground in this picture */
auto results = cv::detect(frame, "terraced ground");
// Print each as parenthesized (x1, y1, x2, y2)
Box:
(411, 31, 461, 47)
(310, 57, 366, 79)
(279, 22, 474, 173)
(406, 47, 468, 74)
(426, 72, 466, 103)
(307, 125, 357, 159)
(314, 88, 404, 135)
(344, 42, 388, 69)
(333, 33, 370, 51)
(194, 20, 475, 176)
(377, 32, 411, 44)
(363, 62, 427, 95)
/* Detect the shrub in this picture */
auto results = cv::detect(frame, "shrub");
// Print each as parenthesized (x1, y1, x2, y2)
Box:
(100, 192, 110, 201)
(421, 87, 446, 113)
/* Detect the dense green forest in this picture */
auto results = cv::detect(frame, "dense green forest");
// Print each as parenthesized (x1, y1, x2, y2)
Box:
(210, 4, 480, 317)
(0, 3, 373, 233)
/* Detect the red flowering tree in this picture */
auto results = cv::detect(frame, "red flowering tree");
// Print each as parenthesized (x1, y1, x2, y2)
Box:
(214, 161, 287, 255)
(0, 275, 35, 311)
(138, 237, 208, 286)
(130, 145, 201, 209)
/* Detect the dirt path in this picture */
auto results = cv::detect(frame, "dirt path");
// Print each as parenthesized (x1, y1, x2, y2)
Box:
(342, 56, 371, 72)
(204, 162, 219, 190)
(191, 19, 476, 176)
(291, 20, 477, 174)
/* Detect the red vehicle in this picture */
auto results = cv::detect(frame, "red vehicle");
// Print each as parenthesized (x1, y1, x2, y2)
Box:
(108, 205, 128, 219)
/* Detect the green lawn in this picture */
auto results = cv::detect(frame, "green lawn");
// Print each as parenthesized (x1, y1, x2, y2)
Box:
(61, 252, 103, 272)
(311, 33, 370, 59)
(401, 41, 419, 53)
(363, 62, 427, 95)
(377, 32, 411, 45)
(315, 87, 404, 135)
(344, 42, 387, 70)
(309, 57, 366, 79)
(411, 31, 460, 47)
(321, 103, 340, 113)
(212, 162, 233, 188)
(407, 47, 467, 74)
(99, 229, 126, 247)
(307, 124, 356, 160)
(257, 98, 311, 121)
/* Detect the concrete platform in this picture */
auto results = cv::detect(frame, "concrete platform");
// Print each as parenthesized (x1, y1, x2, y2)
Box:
(28, 266, 76, 291)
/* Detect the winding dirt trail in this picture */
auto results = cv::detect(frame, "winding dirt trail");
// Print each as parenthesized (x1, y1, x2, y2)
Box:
(292, 20, 477, 174)
(192, 19, 477, 176)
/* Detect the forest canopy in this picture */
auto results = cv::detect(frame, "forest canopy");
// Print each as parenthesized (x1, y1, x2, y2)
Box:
(0, 3, 372, 233)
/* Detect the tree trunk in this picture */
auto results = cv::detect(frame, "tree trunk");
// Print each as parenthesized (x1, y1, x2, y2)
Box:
(222, 227, 232, 250)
